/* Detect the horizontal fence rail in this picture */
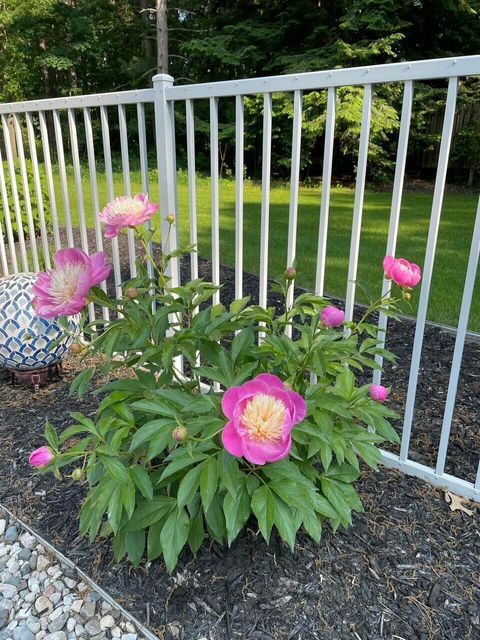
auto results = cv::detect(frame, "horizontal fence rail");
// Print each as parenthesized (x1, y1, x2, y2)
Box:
(1, 56, 480, 501)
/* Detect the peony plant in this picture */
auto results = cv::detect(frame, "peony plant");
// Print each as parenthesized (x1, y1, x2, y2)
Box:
(30, 195, 421, 572)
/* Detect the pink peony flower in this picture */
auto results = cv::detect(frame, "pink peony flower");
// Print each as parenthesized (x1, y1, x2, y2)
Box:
(33, 248, 110, 319)
(99, 194, 158, 239)
(221, 373, 307, 465)
(383, 255, 421, 289)
(29, 446, 54, 469)
(370, 384, 389, 402)
(320, 305, 345, 328)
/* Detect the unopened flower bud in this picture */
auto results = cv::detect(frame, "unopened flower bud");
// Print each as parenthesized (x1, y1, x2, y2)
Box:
(71, 468, 85, 481)
(166, 213, 175, 225)
(284, 267, 296, 280)
(69, 342, 84, 355)
(172, 426, 188, 442)
(402, 291, 411, 301)
(127, 288, 139, 300)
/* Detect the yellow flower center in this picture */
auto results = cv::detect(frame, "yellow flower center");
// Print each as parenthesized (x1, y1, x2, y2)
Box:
(110, 197, 145, 218)
(50, 263, 84, 302)
(241, 394, 286, 443)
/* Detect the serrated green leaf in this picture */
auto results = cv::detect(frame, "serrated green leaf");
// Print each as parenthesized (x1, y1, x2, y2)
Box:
(177, 464, 202, 509)
(161, 508, 190, 573)
(125, 529, 145, 566)
(223, 486, 251, 546)
(129, 465, 153, 501)
(200, 457, 218, 512)
(251, 485, 276, 543)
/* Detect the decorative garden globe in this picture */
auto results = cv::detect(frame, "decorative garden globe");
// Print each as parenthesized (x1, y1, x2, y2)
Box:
(0, 273, 75, 382)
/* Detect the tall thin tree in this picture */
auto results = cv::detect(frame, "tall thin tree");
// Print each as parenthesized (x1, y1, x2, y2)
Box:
(156, 0, 168, 74)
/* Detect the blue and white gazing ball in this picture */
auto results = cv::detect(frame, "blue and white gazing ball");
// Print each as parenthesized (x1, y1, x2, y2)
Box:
(0, 272, 74, 371)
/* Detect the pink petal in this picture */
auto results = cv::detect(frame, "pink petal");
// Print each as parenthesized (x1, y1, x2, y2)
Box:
(103, 225, 120, 239)
(221, 422, 243, 457)
(383, 255, 395, 278)
(89, 252, 111, 285)
(222, 386, 240, 419)
(54, 248, 90, 269)
(242, 436, 292, 465)
(286, 390, 307, 423)
(254, 373, 285, 389)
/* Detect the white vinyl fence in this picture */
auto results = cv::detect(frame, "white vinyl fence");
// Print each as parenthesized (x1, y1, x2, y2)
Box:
(0, 56, 479, 500)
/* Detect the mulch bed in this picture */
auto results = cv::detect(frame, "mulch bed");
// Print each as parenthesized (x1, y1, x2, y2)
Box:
(1, 230, 480, 639)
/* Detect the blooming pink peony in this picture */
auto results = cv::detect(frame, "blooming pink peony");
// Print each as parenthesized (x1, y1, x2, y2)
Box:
(370, 384, 389, 402)
(33, 248, 110, 319)
(383, 255, 421, 289)
(29, 446, 54, 468)
(320, 305, 345, 328)
(221, 373, 307, 465)
(99, 194, 158, 238)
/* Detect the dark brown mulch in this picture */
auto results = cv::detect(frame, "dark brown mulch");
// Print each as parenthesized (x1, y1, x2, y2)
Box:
(1, 229, 480, 639)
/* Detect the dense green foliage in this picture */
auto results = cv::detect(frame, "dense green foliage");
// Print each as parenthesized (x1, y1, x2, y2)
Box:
(41, 230, 403, 571)
(1, 1, 480, 182)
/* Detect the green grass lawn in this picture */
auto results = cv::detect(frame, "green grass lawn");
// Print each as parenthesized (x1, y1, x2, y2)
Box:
(52, 168, 480, 331)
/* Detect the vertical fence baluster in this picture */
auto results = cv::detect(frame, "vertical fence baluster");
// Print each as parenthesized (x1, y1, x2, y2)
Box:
(185, 99, 199, 282)
(68, 108, 95, 321)
(67, 109, 89, 254)
(153, 74, 180, 287)
(26, 113, 51, 269)
(52, 110, 74, 247)
(209, 96, 220, 304)
(235, 95, 244, 300)
(1, 114, 29, 271)
(315, 88, 336, 297)
(0, 218, 8, 275)
(344, 84, 373, 322)
(13, 114, 40, 271)
(84, 107, 109, 322)
(38, 111, 61, 252)
(400, 77, 458, 462)
(100, 105, 122, 298)
(435, 195, 480, 476)
(259, 92, 273, 312)
(373, 81, 414, 385)
(0, 145, 18, 273)
(285, 90, 303, 337)
(118, 104, 137, 278)
(137, 102, 154, 282)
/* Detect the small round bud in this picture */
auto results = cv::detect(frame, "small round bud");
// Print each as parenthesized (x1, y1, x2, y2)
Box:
(127, 288, 139, 300)
(172, 426, 189, 442)
(166, 213, 175, 225)
(284, 267, 296, 281)
(69, 342, 84, 355)
(71, 468, 85, 481)
(402, 291, 411, 301)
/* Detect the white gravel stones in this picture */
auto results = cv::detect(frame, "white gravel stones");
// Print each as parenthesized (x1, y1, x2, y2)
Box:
(0, 512, 146, 640)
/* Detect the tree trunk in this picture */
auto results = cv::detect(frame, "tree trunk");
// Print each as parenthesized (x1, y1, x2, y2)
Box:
(156, 0, 168, 74)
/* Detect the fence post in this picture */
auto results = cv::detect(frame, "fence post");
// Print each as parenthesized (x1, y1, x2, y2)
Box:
(153, 73, 180, 288)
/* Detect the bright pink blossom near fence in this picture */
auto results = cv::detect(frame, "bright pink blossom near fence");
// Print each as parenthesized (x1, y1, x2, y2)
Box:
(221, 373, 307, 465)
(99, 194, 158, 238)
(320, 305, 345, 327)
(383, 255, 421, 289)
(33, 248, 110, 319)
(370, 384, 389, 402)
(29, 446, 54, 468)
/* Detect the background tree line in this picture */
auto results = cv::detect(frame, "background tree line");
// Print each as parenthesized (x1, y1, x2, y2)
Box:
(1, 0, 480, 183)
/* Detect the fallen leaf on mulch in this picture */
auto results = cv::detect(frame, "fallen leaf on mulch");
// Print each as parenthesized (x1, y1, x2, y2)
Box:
(445, 491, 474, 515)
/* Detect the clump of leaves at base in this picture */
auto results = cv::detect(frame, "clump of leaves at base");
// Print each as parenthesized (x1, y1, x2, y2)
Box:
(42, 244, 404, 573)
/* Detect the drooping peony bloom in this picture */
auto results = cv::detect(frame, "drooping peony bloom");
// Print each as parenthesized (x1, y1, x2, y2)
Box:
(29, 446, 54, 469)
(370, 384, 389, 403)
(99, 194, 158, 238)
(383, 255, 421, 289)
(221, 373, 307, 465)
(320, 305, 345, 328)
(33, 248, 110, 319)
